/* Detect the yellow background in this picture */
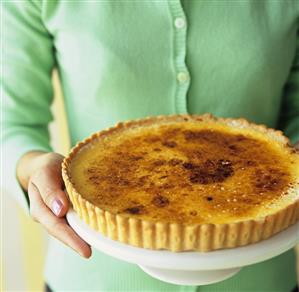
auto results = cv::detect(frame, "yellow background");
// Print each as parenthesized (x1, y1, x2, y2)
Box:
(2, 71, 70, 292)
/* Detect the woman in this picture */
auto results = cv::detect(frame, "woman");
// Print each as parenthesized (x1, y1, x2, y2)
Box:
(3, 1, 299, 291)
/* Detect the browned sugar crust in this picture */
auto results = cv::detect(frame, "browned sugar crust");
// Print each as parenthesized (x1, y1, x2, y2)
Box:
(67, 115, 298, 225)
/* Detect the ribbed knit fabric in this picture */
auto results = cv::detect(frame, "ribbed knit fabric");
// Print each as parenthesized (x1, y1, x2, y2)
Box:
(2, 1, 299, 291)
(168, 0, 190, 114)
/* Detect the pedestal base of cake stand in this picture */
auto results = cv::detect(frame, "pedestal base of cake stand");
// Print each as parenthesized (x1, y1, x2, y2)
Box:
(139, 265, 241, 285)
(66, 209, 299, 286)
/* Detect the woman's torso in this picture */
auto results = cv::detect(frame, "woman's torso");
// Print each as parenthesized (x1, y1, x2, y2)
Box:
(43, 1, 298, 290)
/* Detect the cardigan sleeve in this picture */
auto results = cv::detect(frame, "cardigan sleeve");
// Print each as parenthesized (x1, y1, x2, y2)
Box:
(1, 1, 55, 211)
(278, 29, 299, 144)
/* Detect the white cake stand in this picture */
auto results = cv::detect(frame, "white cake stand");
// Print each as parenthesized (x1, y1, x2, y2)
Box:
(66, 209, 299, 286)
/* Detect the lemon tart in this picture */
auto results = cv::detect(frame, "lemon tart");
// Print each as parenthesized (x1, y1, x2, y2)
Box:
(62, 114, 299, 251)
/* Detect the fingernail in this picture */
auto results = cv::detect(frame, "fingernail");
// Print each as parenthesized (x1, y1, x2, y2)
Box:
(51, 199, 63, 216)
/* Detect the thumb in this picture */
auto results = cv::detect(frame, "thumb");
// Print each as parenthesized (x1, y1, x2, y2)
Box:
(30, 166, 69, 217)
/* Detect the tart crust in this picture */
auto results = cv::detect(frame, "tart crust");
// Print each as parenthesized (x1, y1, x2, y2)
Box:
(62, 114, 299, 252)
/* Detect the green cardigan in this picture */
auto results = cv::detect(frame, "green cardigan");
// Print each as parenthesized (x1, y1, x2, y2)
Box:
(2, 1, 299, 291)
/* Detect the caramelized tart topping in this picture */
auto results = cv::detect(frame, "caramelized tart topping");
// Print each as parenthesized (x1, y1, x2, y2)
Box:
(70, 121, 298, 224)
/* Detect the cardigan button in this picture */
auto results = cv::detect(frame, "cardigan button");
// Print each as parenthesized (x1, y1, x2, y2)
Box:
(174, 17, 186, 29)
(177, 72, 189, 83)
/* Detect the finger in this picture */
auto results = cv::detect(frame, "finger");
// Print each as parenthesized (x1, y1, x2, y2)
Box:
(31, 167, 69, 217)
(28, 182, 92, 258)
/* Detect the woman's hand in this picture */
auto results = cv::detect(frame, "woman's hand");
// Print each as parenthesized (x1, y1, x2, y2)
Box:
(17, 151, 91, 258)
